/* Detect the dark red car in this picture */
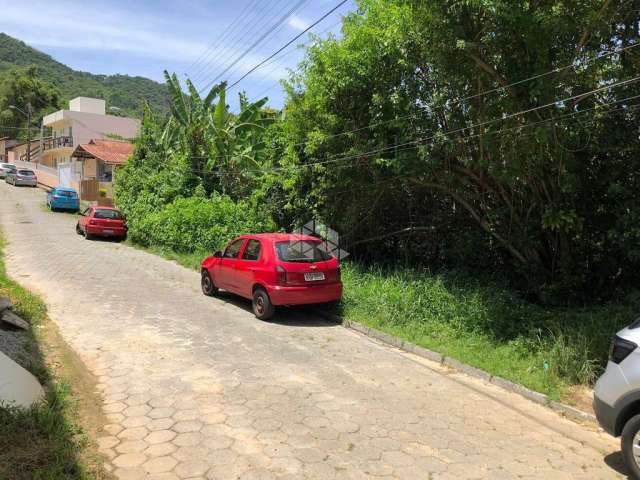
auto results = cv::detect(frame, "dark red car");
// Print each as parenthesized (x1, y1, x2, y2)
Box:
(201, 233, 342, 320)
(76, 206, 127, 241)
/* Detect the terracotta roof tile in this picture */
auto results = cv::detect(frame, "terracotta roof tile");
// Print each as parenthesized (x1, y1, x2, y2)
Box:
(73, 139, 134, 165)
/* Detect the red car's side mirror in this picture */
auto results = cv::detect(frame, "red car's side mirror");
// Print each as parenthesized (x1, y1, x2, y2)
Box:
(214, 251, 223, 258)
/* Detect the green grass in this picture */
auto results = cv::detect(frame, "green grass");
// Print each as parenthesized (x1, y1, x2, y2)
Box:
(339, 263, 633, 400)
(0, 235, 97, 479)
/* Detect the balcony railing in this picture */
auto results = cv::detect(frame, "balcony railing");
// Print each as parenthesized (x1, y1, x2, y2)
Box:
(42, 136, 73, 151)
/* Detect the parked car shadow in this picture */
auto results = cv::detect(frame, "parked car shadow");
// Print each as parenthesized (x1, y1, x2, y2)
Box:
(212, 291, 341, 328)
(604, 451, 629, 478)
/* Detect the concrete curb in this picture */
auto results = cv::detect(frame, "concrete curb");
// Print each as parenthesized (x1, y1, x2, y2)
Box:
(315, 310, 596, 425)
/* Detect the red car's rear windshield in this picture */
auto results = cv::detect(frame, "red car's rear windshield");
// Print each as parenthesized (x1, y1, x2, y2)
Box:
(94, 209, 122, 220)
(275, 240, 332, 263)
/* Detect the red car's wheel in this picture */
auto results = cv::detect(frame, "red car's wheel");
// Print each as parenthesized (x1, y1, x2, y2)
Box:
(201, 270, 218, 297)
(252, 287, 275, 320)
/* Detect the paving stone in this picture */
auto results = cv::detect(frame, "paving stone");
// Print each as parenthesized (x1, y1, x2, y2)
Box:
(146, 429, 177, 445)
(174, 460, 210, 478)
(173, 420, 203, 433)
(143, 455, 178, 474)
(119, 427, 149, 441)
(145, 442, 177, 457)
(112, 452, 147, 468)
(173, 432, 203, 447)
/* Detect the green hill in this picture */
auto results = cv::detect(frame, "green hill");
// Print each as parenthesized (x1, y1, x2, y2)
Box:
(0, 33, 168, 117)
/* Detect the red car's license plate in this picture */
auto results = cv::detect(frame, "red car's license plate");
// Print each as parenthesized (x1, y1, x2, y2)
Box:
(103, 229, 114, 235)
(304, 272, 325, 282)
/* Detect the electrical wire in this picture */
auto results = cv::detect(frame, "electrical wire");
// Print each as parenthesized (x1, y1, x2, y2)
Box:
(225, 0, 350, 91)
(187, 0, 264, 80)
(198, 0, 312, 94)
(192, 0, 292, 85)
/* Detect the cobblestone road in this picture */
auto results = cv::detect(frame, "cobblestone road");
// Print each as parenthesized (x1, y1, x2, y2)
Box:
(0, 183, 625, 479)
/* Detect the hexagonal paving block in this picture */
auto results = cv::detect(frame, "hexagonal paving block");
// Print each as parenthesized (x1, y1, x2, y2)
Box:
(122, 416, 152, 429)
(209, 448, 238, 466)
(112, 452, 147, 468)
(172, 409, 199, 422)
(126, 393, 151, 406)
(173, 420, 203, 433)
(173, 432, 203, 447)
(145, 429, 177, 445)
(202, 434, 234, 450)
(143, 455, 178, 474)
(145, 442, 177, 458)
(148, 418, 176, 432)
(97, 436, 120, 450)
(119, 427, 150, 441)
(174, 460, 210, 478)
(124, 404, 152, 418)
(116, 440, 149, 454)
(104, 402, 127, 414)
(149, 407, 176, 419)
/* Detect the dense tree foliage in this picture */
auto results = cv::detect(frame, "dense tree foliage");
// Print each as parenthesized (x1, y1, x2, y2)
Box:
(116, 0, 640, 305)
(0, 66, 61, 140)
(261, 0, 640, 302)
(0, 33, 168, 117)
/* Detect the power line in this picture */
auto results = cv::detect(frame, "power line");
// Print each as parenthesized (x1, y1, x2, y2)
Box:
(192, 0, 292, 85)
(227, 20, 343, 96)
(152, 87, 640, 179)
(284, 42, 640, 149)
(198, 0, 312, 94)
(186, 0, 264, 80)
(226, 0, 350, 91)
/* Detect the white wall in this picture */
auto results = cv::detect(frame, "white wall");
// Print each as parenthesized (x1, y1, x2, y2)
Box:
(69, 97, 106, 115)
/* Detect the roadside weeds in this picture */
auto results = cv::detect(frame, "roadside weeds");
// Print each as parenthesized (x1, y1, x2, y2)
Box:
(0, 233, 111, 480)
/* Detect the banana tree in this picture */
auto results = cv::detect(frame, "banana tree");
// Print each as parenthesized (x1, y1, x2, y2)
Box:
(162, 70, 271, 195)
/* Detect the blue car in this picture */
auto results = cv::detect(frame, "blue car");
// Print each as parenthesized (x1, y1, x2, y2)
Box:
(47, 187, 80, 212)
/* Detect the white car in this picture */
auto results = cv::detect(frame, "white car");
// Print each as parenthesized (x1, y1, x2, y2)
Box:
(0, 163, 16, 179)
(594, 320, 640, 478)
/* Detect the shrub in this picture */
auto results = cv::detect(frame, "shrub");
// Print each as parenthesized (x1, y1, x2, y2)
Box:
(128, 193, 275, 253)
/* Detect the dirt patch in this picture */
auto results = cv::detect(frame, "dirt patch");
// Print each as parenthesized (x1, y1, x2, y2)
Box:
(562, 384, 595, 416)
(35, 316, 114, 479)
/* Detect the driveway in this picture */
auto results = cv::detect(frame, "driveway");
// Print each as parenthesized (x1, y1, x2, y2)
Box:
(0, 183, 625, 480)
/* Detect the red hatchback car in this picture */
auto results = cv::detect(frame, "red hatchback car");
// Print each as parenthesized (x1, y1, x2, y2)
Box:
(76, 206, 128, 241)
(201, 233, 342, 320)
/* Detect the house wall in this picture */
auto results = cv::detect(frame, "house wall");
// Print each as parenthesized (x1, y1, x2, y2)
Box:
(43, 111, 139, 147)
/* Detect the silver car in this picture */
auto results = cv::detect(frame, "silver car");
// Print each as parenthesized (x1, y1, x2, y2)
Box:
(6, 168, 37, 187)
(594, 320, 640, 478)
(0, 163, 16, 179)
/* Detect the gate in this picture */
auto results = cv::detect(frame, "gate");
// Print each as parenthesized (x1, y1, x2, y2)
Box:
(80, 179, 99, 201)
(58, 163, 72, 187)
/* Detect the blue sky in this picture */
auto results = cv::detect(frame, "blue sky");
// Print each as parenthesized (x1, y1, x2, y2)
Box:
(0, 0, 356, 108)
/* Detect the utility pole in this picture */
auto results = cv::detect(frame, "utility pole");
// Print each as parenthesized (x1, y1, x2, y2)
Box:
(9, 103, 33, 162)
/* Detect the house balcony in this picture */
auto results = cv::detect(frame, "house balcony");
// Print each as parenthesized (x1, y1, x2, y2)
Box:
(43, 136, 73, 151)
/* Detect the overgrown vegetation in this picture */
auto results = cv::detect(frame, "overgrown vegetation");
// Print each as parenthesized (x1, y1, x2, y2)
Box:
(340, 263, 634, 399)
(0, 236, 99, 479)
(115, 0, 640, 398)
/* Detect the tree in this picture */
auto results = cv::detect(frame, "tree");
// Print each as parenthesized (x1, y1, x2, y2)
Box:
(268, 0, 640, 301)
(0, 66, 61, 139)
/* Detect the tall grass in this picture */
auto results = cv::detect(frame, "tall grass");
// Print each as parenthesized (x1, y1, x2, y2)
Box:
(340, 263, 633, 399)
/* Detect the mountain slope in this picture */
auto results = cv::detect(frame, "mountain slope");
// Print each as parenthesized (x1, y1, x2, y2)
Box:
(0, 33, 168, 117)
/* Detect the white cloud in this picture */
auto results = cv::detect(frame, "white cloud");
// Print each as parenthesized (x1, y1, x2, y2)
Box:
(287, 14, 310, 32)
(0, 0, 292, 84)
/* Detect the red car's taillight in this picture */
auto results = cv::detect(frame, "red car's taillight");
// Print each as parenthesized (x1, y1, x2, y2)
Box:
(89, 220, 97, 226)
(276, 265, 288, 285)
